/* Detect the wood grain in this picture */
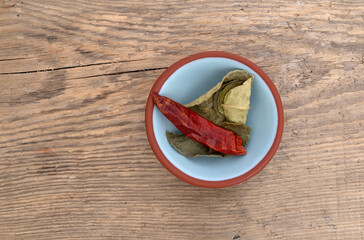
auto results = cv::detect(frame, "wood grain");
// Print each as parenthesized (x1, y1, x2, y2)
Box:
(0, 0, 363, 239)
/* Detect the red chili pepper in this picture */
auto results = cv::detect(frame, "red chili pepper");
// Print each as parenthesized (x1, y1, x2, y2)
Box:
(151, 92, 246, 155)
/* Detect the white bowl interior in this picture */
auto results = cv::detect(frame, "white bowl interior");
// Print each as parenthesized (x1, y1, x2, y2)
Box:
(153, 57, 278, 181)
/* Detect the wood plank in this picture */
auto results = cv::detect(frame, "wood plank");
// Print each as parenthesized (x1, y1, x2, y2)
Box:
(0, 0, 363, 239)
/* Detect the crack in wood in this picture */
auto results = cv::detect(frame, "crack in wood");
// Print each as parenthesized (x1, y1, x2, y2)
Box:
(0, 57, 27, 62)
(0, 59, 146, 75)
(73, 67, 168, 79)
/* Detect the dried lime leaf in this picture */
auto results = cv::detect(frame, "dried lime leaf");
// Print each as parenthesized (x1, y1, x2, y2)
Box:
(219, 122, 251, 146)
(165, 70, 254, 158)
(222, 77, 252, 124)
(166, 132, 224, 158)
(186, 70, 254, 125)
(216, 81, 242, 115)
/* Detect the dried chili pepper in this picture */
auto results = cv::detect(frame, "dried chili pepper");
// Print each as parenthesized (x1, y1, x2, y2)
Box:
(151, 92, 246, 155)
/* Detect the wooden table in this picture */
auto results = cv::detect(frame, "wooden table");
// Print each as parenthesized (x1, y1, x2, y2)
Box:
(1, 0, 363, 239)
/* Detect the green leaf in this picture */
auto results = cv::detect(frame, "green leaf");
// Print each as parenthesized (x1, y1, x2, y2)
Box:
(186, 70, 254, 125)
(166, 70, 254, 158)
(216, 81, 242, 115)
(219, 122, 251, 146)
(222, 77, 252, 124)
(166, 132, 225, 158)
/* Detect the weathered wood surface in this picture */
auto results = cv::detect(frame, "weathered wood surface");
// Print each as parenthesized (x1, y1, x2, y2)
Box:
(0, 0, 363, 239)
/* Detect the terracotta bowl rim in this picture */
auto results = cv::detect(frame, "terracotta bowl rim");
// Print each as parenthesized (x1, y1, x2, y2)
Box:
(145, 51, 284, 188)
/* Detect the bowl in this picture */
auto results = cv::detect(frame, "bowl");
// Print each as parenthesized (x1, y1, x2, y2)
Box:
(145, 51, 283, 188)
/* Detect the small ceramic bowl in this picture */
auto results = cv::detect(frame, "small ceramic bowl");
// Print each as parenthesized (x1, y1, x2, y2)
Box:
(145, 51, 283, 188)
